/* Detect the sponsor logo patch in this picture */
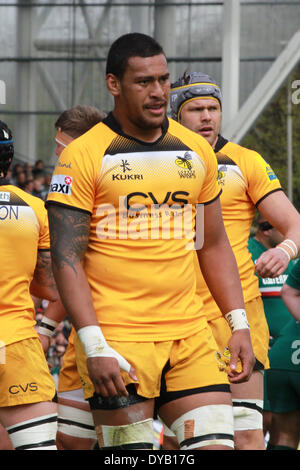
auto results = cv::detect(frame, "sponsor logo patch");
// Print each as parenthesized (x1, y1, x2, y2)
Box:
(49, 174, 73, 195)
(9, 383, 38, 394)
(112, 159, 143, 181)
(0, 191, 10, 202)
(266, 165, 277, 181)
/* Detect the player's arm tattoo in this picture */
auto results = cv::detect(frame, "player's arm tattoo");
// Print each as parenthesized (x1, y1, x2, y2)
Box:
(47, 204, 91, 276)
(33, 249, 57, 290)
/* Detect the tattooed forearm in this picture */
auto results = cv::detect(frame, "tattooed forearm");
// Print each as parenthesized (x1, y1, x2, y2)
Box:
(47, 203, 91, 276)
(33, 250, 57, 289)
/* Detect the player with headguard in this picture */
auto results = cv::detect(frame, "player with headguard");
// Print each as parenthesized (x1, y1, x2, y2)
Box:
(169, 72, 300, 449)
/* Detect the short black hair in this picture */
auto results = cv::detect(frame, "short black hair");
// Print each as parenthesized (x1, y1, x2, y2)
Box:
(106, 33, 165, 78)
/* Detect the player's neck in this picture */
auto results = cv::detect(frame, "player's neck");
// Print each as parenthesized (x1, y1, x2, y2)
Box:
(112, 110, 164, 143)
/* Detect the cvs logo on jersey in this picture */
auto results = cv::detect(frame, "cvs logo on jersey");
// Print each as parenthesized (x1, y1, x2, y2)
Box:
(125, 191, 190, 210)
(9, 383, 38, 394)
(49, 174, 73, 195)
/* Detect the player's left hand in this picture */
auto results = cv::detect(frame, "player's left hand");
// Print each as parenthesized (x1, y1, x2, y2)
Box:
(254, 247, 289, 278)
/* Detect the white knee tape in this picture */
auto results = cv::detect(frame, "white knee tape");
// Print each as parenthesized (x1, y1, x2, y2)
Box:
(160, 421, 175, 437)
(58, 404, 97, 439)
(170, 405, 234, 450)
(232, 399, 263, 431)
(6, 414, 58, 450)
(157, 416, 176, 437)
(96, 418, 154, 449)
(57, 388, 86, 404)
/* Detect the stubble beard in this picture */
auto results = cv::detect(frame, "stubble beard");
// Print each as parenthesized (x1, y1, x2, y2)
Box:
(135, 109, 166, 132)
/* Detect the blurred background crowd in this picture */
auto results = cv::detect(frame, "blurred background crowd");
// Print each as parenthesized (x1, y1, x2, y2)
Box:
(3, 159, 53, 202)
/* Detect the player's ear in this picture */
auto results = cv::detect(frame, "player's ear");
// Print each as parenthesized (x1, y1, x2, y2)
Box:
(106, 73, 121, 97)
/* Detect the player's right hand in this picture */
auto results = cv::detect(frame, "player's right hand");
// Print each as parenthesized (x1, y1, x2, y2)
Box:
(87, 356, 137, 398)
(227, 329, 255, 384)
(37, 332, 51, 354)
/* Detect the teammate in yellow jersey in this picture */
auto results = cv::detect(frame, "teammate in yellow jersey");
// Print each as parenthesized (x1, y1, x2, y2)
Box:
(37, 105, 106, 450)
(169, 72, 300, 450)
(46, 33, 255, 451)
(0, 121, 58, 450)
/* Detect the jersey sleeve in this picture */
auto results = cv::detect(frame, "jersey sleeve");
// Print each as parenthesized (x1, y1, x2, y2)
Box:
(244, 150, 282, 205)
(285, 259, 300, 290)
(28, 194, 50, 250)
(197, 143, 221, 205)
(38, 203, 50, 250)
(46, 138, 98, 214)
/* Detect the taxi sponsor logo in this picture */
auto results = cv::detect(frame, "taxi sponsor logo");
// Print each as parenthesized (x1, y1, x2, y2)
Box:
(49, 174, 73, 195)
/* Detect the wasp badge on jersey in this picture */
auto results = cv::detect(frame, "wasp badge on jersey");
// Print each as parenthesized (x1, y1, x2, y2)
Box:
(215, 351, 227, 372)
(217, 165, 227, 186)
(175, 151, 193, 170)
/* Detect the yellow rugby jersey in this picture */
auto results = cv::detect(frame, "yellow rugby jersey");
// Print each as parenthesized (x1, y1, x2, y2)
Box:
(0, 184, 50, 346)
(195, 136, 282, 321)
(46, 113, 221, 341)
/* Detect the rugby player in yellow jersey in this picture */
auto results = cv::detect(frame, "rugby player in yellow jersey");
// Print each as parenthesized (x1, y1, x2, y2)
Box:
(37, 105, 106, 450)
(169, 72, 300, 450)
(46, 33, 255, 451)
(0, 121, 58, 450)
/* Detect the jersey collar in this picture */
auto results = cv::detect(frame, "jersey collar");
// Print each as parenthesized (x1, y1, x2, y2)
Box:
(103, 112, 169, 146)
(214, 135, 229, 152)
